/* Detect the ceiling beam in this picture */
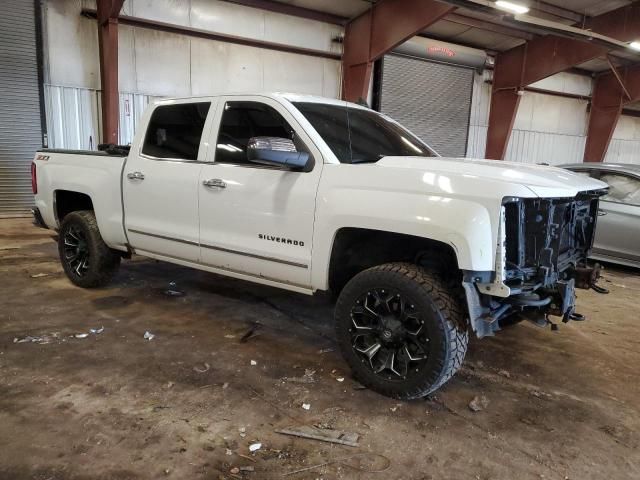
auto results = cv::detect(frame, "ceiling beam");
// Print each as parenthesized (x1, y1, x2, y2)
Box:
(444, 12, 534, 40)
(342, 0, 455, 102)
(219, 0, 349, 25)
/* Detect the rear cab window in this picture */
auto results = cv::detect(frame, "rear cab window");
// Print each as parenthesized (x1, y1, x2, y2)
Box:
(142, 102, 211, 160)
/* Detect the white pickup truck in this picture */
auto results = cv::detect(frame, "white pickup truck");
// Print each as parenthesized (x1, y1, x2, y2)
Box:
(32, 93, 608, 399)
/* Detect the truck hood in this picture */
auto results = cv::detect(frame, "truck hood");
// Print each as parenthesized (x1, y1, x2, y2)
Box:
(377, 156, 608, 197)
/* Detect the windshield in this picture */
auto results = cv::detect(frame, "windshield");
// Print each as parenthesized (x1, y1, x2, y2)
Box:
(292, 102, 437, 164)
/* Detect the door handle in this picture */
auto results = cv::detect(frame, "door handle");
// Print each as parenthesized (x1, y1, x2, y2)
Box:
(203, 178, 226, 189)
(127, 171, 145, 180)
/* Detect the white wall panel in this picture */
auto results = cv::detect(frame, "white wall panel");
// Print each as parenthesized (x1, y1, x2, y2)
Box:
(323, 59, 341, 98)
(118, 25, 137, 93)
(190, 0, 267, 41)
(530, 71, 592, 97)
(263, 50, 325, 94)
(263, 11, 342, 53)
(128, 0, 190, 26)
(133, 29, 191, 97)
(44, 0, 100, 89)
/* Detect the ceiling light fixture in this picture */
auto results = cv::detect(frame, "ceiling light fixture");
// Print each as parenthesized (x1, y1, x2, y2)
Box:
(630, 41, 640, 51)
(494, 1, 530, 15)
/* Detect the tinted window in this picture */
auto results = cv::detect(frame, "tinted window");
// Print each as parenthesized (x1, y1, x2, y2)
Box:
(599, 172, 640, 205)
(216, 101, 298, 165)
(142, 103, 210, 160)
(293, 102, 435, 164)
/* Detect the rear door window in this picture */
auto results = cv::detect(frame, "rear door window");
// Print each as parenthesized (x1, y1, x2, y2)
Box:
(142, 102, 211, 160)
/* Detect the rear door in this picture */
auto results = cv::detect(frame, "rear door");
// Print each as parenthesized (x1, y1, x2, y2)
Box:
(123, 100, 215, 262)
(591, 171, 640, 264)
(197, 96, 323, 289)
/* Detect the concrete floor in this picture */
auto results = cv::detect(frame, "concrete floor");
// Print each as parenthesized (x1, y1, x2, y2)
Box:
(1, 217, 639, 480)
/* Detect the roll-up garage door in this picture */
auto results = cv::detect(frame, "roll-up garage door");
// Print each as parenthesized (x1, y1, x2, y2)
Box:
(380, 54, 473, 157)
(0, 0, 43, 216)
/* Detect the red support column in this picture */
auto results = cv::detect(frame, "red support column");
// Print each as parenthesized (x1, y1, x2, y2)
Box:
(342, 0, 454, 102)
(584, 65, 640, 162)
(97, 0, 124, 145)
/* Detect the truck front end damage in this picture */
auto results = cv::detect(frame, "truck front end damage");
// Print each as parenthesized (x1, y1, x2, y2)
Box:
(464, 189, 608, 337)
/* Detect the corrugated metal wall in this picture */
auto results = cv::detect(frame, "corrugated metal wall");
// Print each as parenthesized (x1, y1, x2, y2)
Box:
(467, 69, 640, 165)
(43, 0, 343, 151)
(44, 84, 101, 150)
(0, 0, 43, 216)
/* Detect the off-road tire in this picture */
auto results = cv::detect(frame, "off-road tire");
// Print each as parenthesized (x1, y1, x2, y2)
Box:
(58, 210, 120, 288)
(335, 263, 468, 400)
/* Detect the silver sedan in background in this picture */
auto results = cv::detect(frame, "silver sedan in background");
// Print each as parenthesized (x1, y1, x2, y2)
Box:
(560, 163, 640, 268)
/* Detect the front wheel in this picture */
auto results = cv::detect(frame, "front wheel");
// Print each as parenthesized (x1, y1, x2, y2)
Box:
(58, 210, 121, 288)
(335, 263, 468, 400)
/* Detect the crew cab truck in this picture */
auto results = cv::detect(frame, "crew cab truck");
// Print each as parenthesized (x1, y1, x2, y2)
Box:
(32, 93, 608, 399)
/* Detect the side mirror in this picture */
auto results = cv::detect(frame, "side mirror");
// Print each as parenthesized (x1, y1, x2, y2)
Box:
(247, 137, 312, 171)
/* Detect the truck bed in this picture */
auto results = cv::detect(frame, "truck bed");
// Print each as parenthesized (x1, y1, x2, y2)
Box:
(33, 148, 129, 251)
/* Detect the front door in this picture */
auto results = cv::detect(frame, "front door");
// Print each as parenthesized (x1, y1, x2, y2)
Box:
(592, 171, 640, 264)
(123, 100, 214, 262)
(198, 97, 322, 289)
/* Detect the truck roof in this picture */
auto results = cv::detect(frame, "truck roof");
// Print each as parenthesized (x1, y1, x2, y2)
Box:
(154, 92, 370, 110)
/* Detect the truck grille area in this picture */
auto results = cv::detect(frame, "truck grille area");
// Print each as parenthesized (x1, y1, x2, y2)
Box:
(503, 193, 601, 288)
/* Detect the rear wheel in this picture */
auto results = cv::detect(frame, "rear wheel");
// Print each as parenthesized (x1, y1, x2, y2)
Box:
(335, 263, 468, 400)
(58, 210, 120, 288)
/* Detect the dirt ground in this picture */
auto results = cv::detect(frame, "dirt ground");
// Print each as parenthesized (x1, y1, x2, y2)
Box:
(0, 217, 639, 480)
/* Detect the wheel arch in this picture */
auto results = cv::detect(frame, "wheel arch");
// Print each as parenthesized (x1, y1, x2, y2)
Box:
(325, 227, 462, 295)
(54, 190, 94, 224)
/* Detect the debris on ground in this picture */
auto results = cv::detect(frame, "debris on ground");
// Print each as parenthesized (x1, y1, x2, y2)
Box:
(285, 368, 316, 384)
(164, 281, 185, 297)
(143, 331, 155, 341)
(301, 403, 311, 410)
(317, 347, 334, 354)
(336, 377, 345, 382)
(239, 427, 246, 438)
(276, 425, 360, 447)
(193, 362, 210, 373)
(468, 395, 489, 412)
(30, 273, 49, 278)
(498, 369, 511, 378)
(468, 395, 490, 412)
(224, 334, 236, 339)
(13, 333, 59, 345)
(239, 466, 254, 472)
(249, 443, 262, 452)
(74, 333, 89, 339)
(529, 389, 553, 399)
(230, 467, 240, 474)
(282, 452, 390, 477)
(225, 448, 233, 456)
(240, 323, 262, 343)
(250, 360, 257, 366)
(90, 326, 104, 334)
